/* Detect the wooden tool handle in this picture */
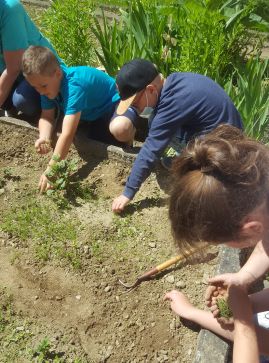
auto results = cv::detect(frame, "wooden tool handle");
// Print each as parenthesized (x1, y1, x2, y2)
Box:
(156, 247, 203, 272)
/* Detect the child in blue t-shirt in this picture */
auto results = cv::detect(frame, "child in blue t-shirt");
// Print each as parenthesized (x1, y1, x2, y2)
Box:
(22, 45, 136, 192)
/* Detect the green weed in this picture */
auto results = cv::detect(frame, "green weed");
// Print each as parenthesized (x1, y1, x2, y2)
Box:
(45, 155, 78, 191)
(3, 168, 13, 179)
(45, 155, 96, 209)
(112, 215, 137, 241)
(1, 199, 81, 268)
(32, 337, 65, 362)
(216, 297, 233, 319)
(0, 167, 20, 186)
(0, 288, 13, 333)
(0, 287, 33, 361)
(224, 56, 269, 141)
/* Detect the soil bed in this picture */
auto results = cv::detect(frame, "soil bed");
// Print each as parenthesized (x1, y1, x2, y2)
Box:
(0, 122, 219, 363)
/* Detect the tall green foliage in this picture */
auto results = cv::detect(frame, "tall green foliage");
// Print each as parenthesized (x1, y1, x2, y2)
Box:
(91, 2, 181, 76)
(40, 0, 269, 140)
(40, 0, 97, 66)
(91, 0, 267, 79)
(225, 57, 269, 140)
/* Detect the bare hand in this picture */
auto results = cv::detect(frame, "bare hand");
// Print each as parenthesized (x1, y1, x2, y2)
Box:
(112, 194, 131, 213)
(35, 138, 51, 154)
(208, 272, 252, 290)
(205, 284, 234, 325)
(164, 290, 194, 319)
(38, 173, 52, 193)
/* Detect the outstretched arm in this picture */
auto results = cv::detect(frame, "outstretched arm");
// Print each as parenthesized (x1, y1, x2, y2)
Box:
(208, 240, 269, 290)
(35, 108, 56, 154)
(39, 112, 81, 192)
(239, 240, 269, 284)
(51, 112, 81, 161)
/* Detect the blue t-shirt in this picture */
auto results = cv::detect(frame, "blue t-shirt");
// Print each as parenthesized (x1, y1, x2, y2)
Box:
(123, 72, 243, 200)
(41, 66, 120, 121)
(0, 0, 58, 72)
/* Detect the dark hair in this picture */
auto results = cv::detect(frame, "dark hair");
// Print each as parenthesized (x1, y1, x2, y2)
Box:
(169, 125, 269, 249)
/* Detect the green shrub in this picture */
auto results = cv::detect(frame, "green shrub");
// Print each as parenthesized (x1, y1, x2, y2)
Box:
(225, 57, 269, 141)
(91, 0, 268, 78)
(40, 0, 97, 66)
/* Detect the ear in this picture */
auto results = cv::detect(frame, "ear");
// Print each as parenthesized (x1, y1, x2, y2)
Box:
(241, 220, 264, 237)
(55, 67, 62, 79)
(146, 84, 156, 93)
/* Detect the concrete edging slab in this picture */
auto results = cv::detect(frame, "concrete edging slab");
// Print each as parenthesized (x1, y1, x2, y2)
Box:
(193, 246, 241, 363)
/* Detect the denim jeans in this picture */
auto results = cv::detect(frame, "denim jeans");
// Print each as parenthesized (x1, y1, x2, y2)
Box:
(2, 74, 41, 117)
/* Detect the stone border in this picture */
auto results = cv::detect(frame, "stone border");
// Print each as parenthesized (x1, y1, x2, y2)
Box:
(1, 116, 239, 362)
(193, 246, 241, 363)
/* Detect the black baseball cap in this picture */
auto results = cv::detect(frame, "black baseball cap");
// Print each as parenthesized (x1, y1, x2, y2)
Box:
(116, 59, 159, 115)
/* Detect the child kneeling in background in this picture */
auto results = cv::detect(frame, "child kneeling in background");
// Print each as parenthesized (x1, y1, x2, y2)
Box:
(22, 46, 137, 192)
(165, 125, 269, 362)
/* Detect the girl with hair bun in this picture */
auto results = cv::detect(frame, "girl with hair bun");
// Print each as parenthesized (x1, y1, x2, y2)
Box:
(165, 124, 269, 362)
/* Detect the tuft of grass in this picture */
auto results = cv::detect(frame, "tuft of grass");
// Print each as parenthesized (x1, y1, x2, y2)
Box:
(110, 215, 138, 252)
(1, 199, 81, 268)
(216, 297, 233, 319)
(0, 287, 33, 361)
(0, 288, 13, 333)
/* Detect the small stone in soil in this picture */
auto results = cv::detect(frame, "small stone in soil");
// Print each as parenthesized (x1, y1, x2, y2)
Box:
(166, 275, 175, 284)
(176, 280, 186, 288)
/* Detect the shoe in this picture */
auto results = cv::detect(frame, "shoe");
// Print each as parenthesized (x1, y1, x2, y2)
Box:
(4, 108, 18, 117)
(160, 156, 175, 170)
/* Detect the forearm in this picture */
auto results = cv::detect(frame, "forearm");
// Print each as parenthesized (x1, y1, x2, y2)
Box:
(233, 319, 259, 363)
(46, 113, 80, 169)
(38, 117, 54, 140)
(0, 69, 20, 106)
(48, 133, 73, 167)
(239, 241, 269, 285)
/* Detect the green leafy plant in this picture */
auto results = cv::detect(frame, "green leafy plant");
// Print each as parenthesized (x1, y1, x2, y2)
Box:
(91, 1, 182, 76)
(0, 168, 21, 184)
(216, 297, 233, 319)
(40, 0, 97, 66)
(225, 57, 269, 140)
(32, 337, 64, 362)
(91, 0, 268, 79)
(45, 155, 95, 209)
(45, 155, 78, 191)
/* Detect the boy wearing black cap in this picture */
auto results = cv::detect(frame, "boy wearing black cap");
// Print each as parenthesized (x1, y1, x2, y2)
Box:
(111, 58, 243, 213)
